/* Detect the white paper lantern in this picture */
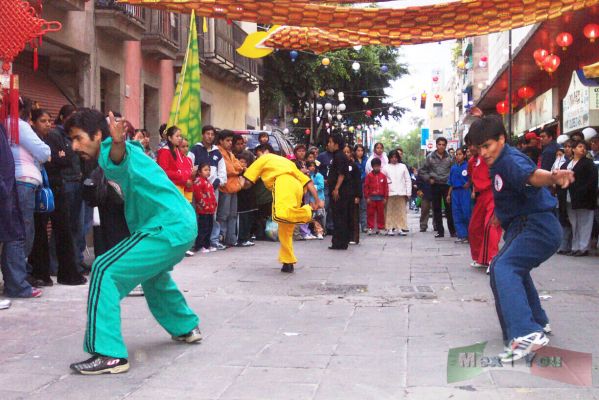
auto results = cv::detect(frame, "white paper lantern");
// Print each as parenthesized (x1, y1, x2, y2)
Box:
(353, 45, 363, 51)
(326, 89, 335, 96)
(338, 103, 346, 112)
(316, 103, 323, 111)
(337, 92, 345, 100)
(324, 102, 333, 111)
(352, 62, 361, 72)
(337, 114, 343, 121)
(363, 97, 369, 104)
(283, 128, 290, 134)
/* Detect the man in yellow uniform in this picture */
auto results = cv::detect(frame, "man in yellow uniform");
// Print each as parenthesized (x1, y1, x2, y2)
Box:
(242, 147, 320, 273)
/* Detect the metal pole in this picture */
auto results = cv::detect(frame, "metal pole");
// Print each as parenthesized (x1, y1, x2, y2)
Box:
(507, 29, 513, 139)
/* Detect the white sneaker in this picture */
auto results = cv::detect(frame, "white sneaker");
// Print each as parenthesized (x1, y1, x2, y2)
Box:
(367, 229, 373, 235)
(500, 332, 549, 362)
(387, 230, 395, 236)
(486, 266, 490, 275)
(129, 285, 144, 297)
(185, 250, 195, 257)
(543, 323, 552, 335)
(201, 248, 211, 254)
(304, 234, 316, 240)
(209, 247, 217, 252)
(398, 231, 407, 236)
(470, 261, 485, 268)
(0, 299, 11, 310)
(316, 234, 324, 240)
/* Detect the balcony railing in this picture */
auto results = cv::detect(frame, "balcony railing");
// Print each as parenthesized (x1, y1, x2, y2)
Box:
(95, 0, 145, 23)
(199, 19, 263, 85)
(141, 10, 180, 60)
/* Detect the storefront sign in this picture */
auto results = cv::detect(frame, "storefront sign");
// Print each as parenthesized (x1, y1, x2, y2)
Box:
(563, 71, 590, 133)
(513, 88, 554, 135)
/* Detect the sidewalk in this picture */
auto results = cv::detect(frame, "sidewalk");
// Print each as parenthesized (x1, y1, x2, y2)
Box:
(1, 213, 598, 400)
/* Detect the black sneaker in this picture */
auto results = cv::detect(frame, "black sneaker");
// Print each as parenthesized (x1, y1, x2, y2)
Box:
(70, 355, 129, 375)
(172, 327, 203, 343)
(434, 233, 444, 238)
(281, 263, 294, 273)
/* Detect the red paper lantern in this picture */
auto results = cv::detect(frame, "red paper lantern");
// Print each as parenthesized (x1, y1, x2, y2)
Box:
(542, 54, 561, 75)
(365, 110, 373, 117)
(584, 23, 599, 43)
(555, 32, 573, 51)
(517, 86, 535, 101)
(305, 129, 311, 135)
(480, 56, 488, 62)
(533, 48, 549, 70)
(496, 101, 508, 115)
(432, 76, 439, 82)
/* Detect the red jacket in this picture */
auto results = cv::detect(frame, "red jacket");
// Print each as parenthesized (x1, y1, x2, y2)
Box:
(193, 176, 217, 214)
(157, 147, 193, 189)
(363, 171, 389, 199)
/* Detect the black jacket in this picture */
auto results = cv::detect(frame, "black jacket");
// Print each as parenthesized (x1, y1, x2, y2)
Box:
(42, 130, 71, 188)
(567, 157, 598, 210)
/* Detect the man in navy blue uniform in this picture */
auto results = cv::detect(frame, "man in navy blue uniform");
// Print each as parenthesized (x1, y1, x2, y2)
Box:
(468, 115, 574, 362)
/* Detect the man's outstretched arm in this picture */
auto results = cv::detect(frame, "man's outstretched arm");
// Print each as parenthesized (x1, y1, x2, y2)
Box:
(108, 111, 127, 165)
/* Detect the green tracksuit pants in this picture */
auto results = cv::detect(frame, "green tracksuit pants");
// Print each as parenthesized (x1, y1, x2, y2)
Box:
(84, 231, 199, 359)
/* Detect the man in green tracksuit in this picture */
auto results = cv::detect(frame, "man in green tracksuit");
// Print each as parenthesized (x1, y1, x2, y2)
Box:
(66, 109, 201, 375)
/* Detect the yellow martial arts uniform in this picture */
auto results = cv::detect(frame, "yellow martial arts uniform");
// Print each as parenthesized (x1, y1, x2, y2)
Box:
(243, 154, 312, 264)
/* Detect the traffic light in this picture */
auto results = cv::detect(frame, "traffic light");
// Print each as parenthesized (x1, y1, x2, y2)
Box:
(420, 92, 427, 109)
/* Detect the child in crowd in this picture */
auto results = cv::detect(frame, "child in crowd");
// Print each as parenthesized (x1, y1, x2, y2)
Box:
(468, 115, 574, 362)
(363, 158, 388, 235)
(193, 163, 217, 253)
(307, 161, 325, 239)
(447, 147, 471, 243)
(382, 150, 412, 236)
(236, 155, 257, 247)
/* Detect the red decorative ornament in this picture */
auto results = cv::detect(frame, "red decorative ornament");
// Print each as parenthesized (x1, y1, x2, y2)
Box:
(496, 101, 508, 115)
(533, 48, 549, 70)
(517, 86, 535, 101)
(542, 54, 561, 75)
(365, 110, 373, 117)
(0, 0, 61, 144)
(432, 76, 439, 82)
(305, 129, 311, 135)
(555, 32, 573, 51)
(584, 23, 599, 43)
(480, 56, 488, 62)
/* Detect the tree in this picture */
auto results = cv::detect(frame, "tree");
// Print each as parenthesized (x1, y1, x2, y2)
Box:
(260, 46, 407, 145)
(375, 127, 425, 169)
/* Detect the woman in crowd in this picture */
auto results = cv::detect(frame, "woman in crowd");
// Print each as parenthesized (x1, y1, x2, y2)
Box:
(28, 109, 87, 286)
(366, 142, 388, 174)
(354, 144, 368, 232)
(157, 126, 194, 202)
(564, 140, 597, 257)
(382, 150, 411, 236)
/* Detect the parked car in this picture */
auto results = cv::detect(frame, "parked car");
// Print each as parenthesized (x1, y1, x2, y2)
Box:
(234, 130, 294, 157)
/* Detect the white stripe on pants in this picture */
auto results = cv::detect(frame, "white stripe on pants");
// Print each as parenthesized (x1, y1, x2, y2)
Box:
(566, 205, 594, 252)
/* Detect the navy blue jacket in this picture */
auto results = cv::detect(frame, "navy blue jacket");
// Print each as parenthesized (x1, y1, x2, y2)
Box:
(540, 141, 560, 171)
(0, 124, 24, 242)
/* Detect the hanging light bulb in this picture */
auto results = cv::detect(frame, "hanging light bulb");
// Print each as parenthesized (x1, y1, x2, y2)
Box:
(352, 62, 361, 72)
(321, 57, 331, 67)
(293, 117, 299, 124)
(338, 103, 346, 112)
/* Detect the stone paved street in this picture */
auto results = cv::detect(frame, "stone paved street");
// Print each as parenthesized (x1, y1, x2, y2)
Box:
(1, 213, 599, 400)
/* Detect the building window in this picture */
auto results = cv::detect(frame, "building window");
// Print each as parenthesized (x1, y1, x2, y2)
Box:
(433, 102, 443, 118)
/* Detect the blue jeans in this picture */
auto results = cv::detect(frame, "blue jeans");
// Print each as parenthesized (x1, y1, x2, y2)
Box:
(1, 240, 33, 297)
(210, 191, 221, 246)
(359, 196, 367, 231)
(325, 189, 334, 231)
(16, 183, 36, 261)
(490, 212, 560, 342)
(216, 192, 238, 246)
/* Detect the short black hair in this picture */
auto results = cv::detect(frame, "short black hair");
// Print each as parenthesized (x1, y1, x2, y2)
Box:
(540, 124, 557, 139)
(388, 150, 400, 160)
(467, 115, 507, 146)
(55, 104, 77, 125)
(436, 136, 447, 145)
(370, 158, 382, 167)
(255, 143, 274, 154)
(233, 135, 245, 145)
(31, 108, 50, 122)
(258, 132, 269, 139)
(202, 125, 215, 134)
(64, 108, 110, 140)
(306, 161, 316, 169)
(293, 144, 306, 153)
(218, 129, 235, 142)
(328, 133, 345, 149)
(572, 140, 589, 151)
(159, 123, 167, 137)
(198, 162, 210, 171)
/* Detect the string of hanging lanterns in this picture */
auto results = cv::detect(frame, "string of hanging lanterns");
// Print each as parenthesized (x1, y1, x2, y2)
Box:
(286, 48, 391, 74)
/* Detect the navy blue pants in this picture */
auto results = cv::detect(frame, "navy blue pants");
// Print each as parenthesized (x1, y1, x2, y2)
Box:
(490, 212, 561, 343)
(451, 188, 471, 239)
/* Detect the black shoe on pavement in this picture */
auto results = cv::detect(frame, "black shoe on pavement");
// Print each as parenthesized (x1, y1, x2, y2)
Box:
(419, 228, 427, 232)
(58, 276, 88, 286)
(70, 355, 129, 375)
(434, 233, 444, 238)
(172, 326, 203, 343)
(281, 263, 294, 273)
(573, 250, 589, 257)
